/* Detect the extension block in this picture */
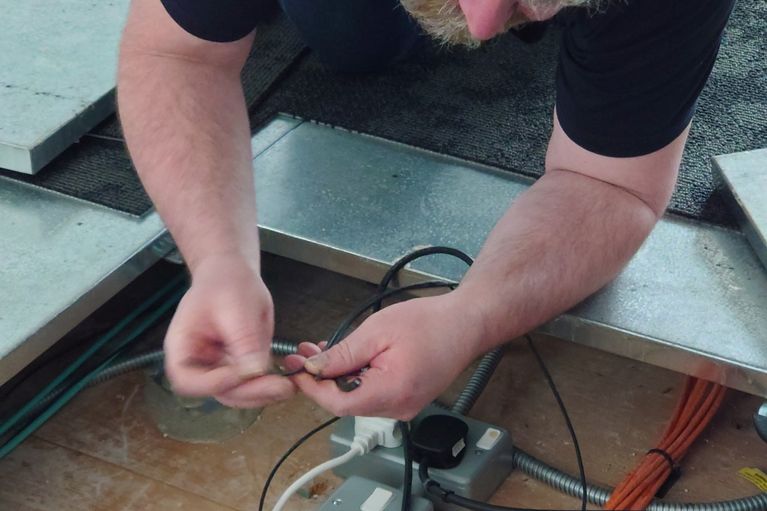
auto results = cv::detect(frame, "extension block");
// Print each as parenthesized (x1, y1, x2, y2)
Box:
(317, 476, 434, 511)
(329, 406, 514, 510)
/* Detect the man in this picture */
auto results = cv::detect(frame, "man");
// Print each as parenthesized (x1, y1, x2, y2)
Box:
(117, 0, 734, 419)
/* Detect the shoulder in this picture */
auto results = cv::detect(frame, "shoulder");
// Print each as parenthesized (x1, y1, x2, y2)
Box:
(554, 0, 735, 158)
(161, 0, 274, 42)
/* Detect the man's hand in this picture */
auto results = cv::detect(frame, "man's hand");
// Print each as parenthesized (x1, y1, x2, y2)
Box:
(164, 254, 296, 408)
(291, 293, 483, 420)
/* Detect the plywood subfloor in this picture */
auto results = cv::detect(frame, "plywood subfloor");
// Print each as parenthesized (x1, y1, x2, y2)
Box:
(1, 254, 766, 510)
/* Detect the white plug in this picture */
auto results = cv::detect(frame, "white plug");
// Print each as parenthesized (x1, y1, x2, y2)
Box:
(273, 417, 403, 510)
(354, 416, 403, 450)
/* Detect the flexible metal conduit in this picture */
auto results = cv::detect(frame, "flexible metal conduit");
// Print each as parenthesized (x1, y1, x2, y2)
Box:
(40, 340, 300, 405)
(64, 339, 767, 510)
(513, 449, 767, 511)
(454, 349, 767, 511)
(451, 347, 504, 416)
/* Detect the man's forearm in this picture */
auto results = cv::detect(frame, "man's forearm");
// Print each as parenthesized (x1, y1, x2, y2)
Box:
(455, 168, 659, 351)
(118, 46, 258, 273)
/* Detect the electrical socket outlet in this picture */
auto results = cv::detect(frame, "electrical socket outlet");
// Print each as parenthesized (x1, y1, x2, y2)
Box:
(329, 406, 514, 510)
(317, 476, 434, 511)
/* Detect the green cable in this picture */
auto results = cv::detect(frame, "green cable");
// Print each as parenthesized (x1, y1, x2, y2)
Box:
(0, 285, 186, 459)
(0, 274, 187, 440)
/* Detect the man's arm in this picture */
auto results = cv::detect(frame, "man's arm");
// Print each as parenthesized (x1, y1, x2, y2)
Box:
(119, 0, 257, 272)
(456, 113, 687, 350)
(119, 0, 294, 405)
(293, 114, 688, 419)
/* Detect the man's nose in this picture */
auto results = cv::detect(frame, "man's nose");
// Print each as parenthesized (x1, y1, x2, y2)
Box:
(458, 0, 513, 40)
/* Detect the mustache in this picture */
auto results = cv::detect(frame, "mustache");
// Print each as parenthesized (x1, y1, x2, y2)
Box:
(399, 0, 594, 47)
(399, 0, 483, 47)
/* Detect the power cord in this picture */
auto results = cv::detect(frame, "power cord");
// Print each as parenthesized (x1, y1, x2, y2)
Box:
(259, 246, 587, 511)
(399, 421, 413, 511)
(258, 417, 339, 511)
(271, 443, 366, 511)
(412, 334, 588, 511)
(270, 417, 402, 511)
(257, 280, 455, 509)
(525, 334, 587, 511)
(370, 246, 475, 511)
(260, 248, 467, 509)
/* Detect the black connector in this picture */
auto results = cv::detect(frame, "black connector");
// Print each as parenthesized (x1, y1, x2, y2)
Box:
(410, 414, 468, 469)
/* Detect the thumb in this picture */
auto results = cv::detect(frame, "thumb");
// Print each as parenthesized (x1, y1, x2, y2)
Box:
(227, 329, 274, 379)
(304, 334, 384, 378)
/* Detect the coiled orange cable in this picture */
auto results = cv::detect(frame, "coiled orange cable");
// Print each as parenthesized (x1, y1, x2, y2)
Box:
(604, 377, 728, 510)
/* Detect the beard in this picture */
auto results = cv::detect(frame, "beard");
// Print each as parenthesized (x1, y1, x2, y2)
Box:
(399, 0, 589, 47)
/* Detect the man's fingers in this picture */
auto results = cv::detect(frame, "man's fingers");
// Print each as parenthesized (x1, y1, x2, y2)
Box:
(297, 341, 323, 358)
(292, 368, 410, 418)
(282, 354, 307, 373)
(165, 362, 242, 397)
(217, 300, 275, 378)
(214, 374, 295, 405)
(303, 336, 385, 378)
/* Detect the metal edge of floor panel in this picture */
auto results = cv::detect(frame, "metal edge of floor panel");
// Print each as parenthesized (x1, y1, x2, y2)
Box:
(0, 90, 115, 174)
(0, 0, 130, 174)
(253, 119, 767, 398)
(0, 180, 165, 386)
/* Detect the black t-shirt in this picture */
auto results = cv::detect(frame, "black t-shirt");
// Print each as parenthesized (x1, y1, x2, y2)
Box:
(161, 0, 735, 158)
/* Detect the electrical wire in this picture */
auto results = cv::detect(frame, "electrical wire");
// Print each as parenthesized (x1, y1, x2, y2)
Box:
(399, 421, 413, 511)
(0, 283, 186, 458)
(0, 273, 187, 442)
(372, 246, 474, 312)
(413, 336, 588, 511)
(605, 377, 728, 510)
(512, 448, 767, 511)
(257, 280, 455, 508)
(324, 280, 456, 350)
(370, 246, 474, 511)
(526, 335, 587, 511)
(258, 417, 340, 511)
(419, 461, 533, 511)
(258, 247, 471, 511)
(272, 443, 365, 511)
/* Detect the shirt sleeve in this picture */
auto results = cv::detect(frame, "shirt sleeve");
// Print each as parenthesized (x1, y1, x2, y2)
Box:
(555, 0, 735, 158)
(160, 0, 265, 42)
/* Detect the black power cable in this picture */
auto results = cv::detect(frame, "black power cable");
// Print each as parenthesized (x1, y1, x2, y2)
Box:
(259, 246, 587, 511)
(259, 248, 470, 509)
(371, 246, 475, 511)
(324, 280, 456, 350)
(414, 335, 588, 511)
(525, 335, 587, 511)
(259, 273, 460, 510)
(373, 246, 474, 312)
(399, 421, 413, 511)
(258, 416, 340, 511)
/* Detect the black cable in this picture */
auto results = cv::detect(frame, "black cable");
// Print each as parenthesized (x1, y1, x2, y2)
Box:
(373, 246, 474, 312)
(259, 248, 469, 509)
(258, 416, 339, 511)
(325, 280, 456, 350)
(420, 461, 550, 511)
(408, 333, 590, 511)
(372, 247, 473, 511)
(525, 335, 587, 511)
(373, 248, 473, 510)
(260, 247, 586, 511)
(399, 421, 413, 511)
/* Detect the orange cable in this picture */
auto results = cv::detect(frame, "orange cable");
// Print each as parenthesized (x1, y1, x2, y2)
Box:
(605, 377, 727, 510)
